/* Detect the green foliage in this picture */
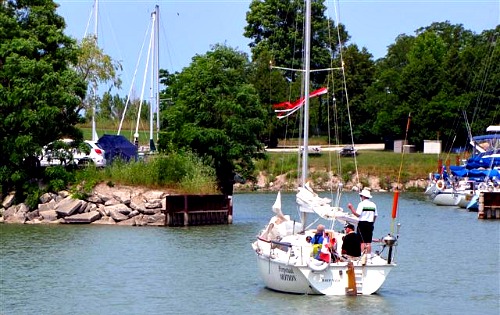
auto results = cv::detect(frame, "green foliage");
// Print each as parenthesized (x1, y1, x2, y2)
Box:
(75, 35, 122, 117)
(45, 166, 75, 192)
(365, 22, 498, 149)
(159, 44, 267, 194)
(97, 93, 149, 123)
(0, 0, 86, 196)
(72, 152, 218, 195)
(245, 0, 348, 84)
(22, 185, 42, 210)
(254, 153, 299, 177)
(244, 0, 354, 144)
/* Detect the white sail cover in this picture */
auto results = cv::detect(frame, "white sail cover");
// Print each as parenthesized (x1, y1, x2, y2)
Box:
(296, 183, 358, 224)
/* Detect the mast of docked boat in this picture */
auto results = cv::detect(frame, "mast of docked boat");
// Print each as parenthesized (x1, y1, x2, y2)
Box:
(148, 5, 159, 151)
(133, 5, 159, 150)
(154, 5, 160, 148)
(91, 0, 99, 142)
(300, 0, 312, 225)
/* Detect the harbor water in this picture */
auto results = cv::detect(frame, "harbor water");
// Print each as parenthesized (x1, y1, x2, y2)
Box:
(1, 192, 499, 315)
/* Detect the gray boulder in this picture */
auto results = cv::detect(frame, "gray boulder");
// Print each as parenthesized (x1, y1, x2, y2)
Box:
(109, 209, 129, 221)
(2, 193, 15, 208)
(55, 197, 83, 217)
(64, 211, 101, 224)
(92, 216, 116, 225)
(39, 192, 55, 204)
(4, 203, 29, 223)
(38, 199, 56, 212)
(105, 204, 131, 215)
(40, 210, 59, 222)
(113, 190, 131, 205)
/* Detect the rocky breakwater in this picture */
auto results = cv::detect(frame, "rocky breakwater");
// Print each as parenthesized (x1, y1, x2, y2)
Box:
(0, 183, 167, 226)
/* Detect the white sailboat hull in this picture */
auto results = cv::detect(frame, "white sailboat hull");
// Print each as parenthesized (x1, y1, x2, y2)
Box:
(431, 191, 463, 206)
(253, 236, 395, 295)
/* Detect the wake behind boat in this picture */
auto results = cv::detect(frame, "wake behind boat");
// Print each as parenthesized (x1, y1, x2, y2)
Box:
(251, 0, 400, 296)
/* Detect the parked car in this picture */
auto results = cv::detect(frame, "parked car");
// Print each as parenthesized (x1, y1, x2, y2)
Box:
(300, 145, 322, 155)
(39, 139, 106, 167)
(339, 145, 358, 157)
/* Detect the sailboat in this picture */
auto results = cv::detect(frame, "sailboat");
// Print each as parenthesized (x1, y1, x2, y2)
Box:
(251, 0, 398, 295)
(117, 5, 160, 152)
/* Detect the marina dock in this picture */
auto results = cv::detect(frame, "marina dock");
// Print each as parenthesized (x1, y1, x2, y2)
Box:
(478, 192, 500, 219)
(163, 194, 233, 226)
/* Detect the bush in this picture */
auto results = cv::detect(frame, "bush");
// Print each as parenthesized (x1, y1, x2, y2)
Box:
(72, 151, 218, 194)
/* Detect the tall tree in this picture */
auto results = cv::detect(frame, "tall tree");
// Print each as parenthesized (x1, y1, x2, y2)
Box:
(331, 45, 376, 143)
(364, 22, 498, 150)
(245, 0, 348, 84)
(158, 44, 267, 195)
(244, 0, 351, 141)
(75, 35, 122, 120)
(0, 0, 86, 197)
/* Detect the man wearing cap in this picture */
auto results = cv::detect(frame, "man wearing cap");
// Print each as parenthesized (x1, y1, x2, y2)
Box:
(347, 189, 378, 254)
(341, 224, 361, 258)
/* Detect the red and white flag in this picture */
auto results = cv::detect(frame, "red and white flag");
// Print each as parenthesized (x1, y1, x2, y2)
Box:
(272, 87, 328, 119)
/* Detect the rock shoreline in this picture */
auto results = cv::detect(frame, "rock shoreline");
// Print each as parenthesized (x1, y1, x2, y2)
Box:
(0, 175, 428, 226)
(1, 183, 167, 226)
(235, 171, 428, 193)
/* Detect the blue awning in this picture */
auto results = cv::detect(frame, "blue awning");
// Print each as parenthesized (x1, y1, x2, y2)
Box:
(472, 134, 500, 141)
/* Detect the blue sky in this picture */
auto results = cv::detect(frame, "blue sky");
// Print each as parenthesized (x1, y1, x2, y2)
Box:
(56, 0, 499, 96)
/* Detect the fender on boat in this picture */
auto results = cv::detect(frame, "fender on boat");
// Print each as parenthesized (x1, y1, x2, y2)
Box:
(307, 258, 329, 271)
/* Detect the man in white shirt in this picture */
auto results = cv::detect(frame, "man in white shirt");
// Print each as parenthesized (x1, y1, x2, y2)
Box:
(347, 189, 378, 254)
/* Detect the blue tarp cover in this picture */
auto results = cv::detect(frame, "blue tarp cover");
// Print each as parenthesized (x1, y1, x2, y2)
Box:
(466, 151, 500, 169)
(97, 134, 138, 163)
(472, 134, 500, 141)
(449, 165, 500, 179)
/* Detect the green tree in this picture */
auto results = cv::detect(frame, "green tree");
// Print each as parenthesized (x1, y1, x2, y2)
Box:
(245, 0, 348, 83)
(75, 35, 122, 120)
(330, 45, 376, 143)
(248, 48, 296, 147)
(158, 44, 267, 195)
(364, 22, 498, 150)
(365, 34, 415, 144)
(245, 0, 351, 142)
(0, 0, 87, 197)
(99, 92, 148, 123)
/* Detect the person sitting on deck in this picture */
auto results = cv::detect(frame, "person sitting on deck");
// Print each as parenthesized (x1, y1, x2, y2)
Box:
(341, 224, 362, 258)
(310, 224, 325, 258)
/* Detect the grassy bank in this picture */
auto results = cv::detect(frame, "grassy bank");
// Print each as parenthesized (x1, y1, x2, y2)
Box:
(77, 123, 448, 191)
(254, 150, 448, 190)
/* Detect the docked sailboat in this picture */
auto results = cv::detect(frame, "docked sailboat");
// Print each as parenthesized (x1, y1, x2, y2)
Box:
(251, 0, 398, 295)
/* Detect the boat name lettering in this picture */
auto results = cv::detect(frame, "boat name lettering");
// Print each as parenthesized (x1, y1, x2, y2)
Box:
(279, 273, 297, 281)
(278, 266, 294, 274)
(321, 278, 340, 283)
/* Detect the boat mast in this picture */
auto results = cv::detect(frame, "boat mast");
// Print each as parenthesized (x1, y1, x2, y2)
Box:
(155, 5, 160, 143)
(134, 7, 156, 149)
(91, 0, 99, 142)
(301, 0, 311, 185)
(148, 5, 158, 152)
(300, 0, 312, 225)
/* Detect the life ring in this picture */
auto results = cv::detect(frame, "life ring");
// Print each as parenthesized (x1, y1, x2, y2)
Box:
(436, 180, 445, 190)
(478, 183, 487, 191)
(307, 258, 329, 272)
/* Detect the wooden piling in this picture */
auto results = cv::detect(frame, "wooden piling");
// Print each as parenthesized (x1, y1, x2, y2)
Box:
(478, 192, 500, 220)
